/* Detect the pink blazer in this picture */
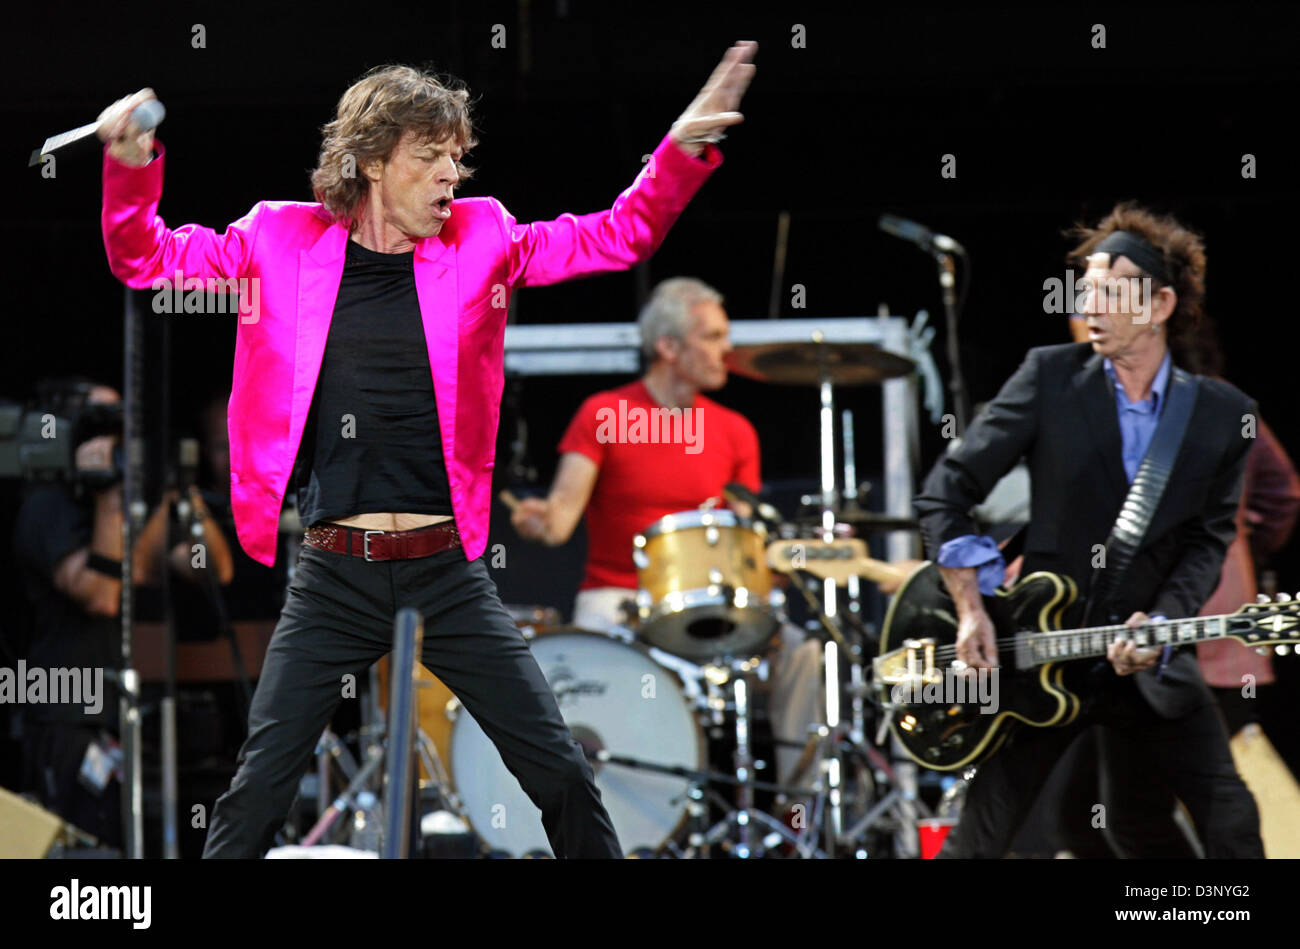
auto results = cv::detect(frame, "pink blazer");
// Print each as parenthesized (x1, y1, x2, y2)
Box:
(102, 134, 722, 566)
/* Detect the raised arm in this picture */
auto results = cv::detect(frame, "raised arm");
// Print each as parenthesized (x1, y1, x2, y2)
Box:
(98, 89, 258, 288)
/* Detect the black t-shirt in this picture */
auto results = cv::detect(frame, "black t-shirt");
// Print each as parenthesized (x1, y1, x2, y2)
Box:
(293, 238, 453, 526)
(11, 483, 120, 728)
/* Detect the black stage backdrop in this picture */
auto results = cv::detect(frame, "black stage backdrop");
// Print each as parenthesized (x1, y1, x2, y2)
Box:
(5, 2, 1298, 598)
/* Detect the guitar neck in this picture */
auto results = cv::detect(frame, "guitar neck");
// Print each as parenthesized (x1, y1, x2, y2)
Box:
(1017, 612, 1251, 668)
(765, 538, 907, 586)
(851, 558, 907, 586)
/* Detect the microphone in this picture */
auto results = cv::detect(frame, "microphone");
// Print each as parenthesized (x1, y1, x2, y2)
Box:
(130, 99, 166, 132)
(878, 214, 965, 256)
(28, 98, 165, 167)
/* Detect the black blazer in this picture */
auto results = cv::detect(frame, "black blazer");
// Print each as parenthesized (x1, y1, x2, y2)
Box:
(914, 342, 1256, 718)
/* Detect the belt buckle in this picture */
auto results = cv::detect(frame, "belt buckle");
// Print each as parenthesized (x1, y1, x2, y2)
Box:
(363, 530, 384, 562)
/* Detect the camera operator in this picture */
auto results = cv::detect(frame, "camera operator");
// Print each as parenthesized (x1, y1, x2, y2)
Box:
(12, 381, 233, 847)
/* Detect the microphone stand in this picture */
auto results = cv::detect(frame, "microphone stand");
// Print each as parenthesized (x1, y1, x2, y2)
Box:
(159, 315, 179, 859)
(935, 251, 969, 433)
(878, 216, 970, 434)
(119, 286, 145, 858)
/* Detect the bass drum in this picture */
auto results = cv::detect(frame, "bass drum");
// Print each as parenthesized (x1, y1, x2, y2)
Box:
(449, 628, 705, 857)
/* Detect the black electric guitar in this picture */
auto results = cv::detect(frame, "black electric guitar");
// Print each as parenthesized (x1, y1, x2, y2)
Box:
(876, 562, 1300, 771)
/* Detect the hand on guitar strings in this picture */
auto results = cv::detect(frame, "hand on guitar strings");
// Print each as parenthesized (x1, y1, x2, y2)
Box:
(954, 608, 999, 672)
(1107, 612, 1162, 676)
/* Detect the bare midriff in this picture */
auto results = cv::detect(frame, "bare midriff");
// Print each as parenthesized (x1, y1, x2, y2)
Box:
(331, 512, 454, 531)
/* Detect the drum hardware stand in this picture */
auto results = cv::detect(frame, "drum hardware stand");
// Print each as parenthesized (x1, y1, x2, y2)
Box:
(837, 403, 871, 649)
(299, 609, 445, 856)
(785, 564, 929, 856)
(814, 340, 849, 856)
(313, 660, 469, 846)
(768, 728, 833, 857)
(315, 728, 358, 819)
(784, 702, 931, 857)
(680, 780, 711, 859)
(696, 669, 811, 858)
(315, 724, 468, 842)
(784, 562, 859, 857)
(414, 730, 465, 815)
(838, 408, 875, 751)
(589, 749, 819, 800)
(835, 729, 933, 855)
(584, 743, 825, 858)
(827, 674, 932, 856)
(402, 698, 467, 818)
(306, 665, 384, 821)
(301, 741, 387, 846)
(361, 664, 385, 765)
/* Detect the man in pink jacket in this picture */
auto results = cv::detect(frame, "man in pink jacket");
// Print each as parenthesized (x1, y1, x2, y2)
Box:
(97, 42, 756, 858)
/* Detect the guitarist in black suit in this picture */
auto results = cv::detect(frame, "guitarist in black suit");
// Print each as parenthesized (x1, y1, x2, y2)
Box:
(914, 202, 1263, 858)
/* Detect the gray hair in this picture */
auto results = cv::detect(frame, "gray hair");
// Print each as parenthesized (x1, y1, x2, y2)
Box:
(637, 277, 724, 362)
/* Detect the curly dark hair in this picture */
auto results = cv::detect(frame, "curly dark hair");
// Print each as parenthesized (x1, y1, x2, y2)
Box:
(310, 64, 478, 230)
(1065, 201, 1208, 369)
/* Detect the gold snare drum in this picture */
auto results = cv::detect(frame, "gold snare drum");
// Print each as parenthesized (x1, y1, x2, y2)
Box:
(633, 509, 782, 661)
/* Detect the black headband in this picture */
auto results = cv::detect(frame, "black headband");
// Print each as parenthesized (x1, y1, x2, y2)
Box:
(1091, 230, 1171, 285)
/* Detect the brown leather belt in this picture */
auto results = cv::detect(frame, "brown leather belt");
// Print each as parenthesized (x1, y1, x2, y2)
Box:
(303, 521, 461, 562)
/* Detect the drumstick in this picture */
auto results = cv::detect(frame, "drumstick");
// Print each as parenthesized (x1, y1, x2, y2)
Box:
(501, 490, 550, 543)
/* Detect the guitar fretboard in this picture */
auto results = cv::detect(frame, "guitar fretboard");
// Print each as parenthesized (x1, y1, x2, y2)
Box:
(1014, 615, 1230, 668)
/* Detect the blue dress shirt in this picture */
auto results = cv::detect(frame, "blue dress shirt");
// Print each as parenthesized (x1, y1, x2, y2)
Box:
(937, 351, 1174, 593)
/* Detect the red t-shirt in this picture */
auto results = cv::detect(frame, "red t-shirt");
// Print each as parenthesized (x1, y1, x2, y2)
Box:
(558, 379, 761, 590)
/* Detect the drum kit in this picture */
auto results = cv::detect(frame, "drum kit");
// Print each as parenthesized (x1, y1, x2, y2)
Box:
(312, 339, 939, 858)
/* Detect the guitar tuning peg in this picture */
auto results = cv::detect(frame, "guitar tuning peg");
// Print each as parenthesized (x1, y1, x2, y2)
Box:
(1255, 647, 1270, 656)
(1257, 594, 1270, 604)
(1276, 645, 1291, 656)
(1276, 593, 1292, 603)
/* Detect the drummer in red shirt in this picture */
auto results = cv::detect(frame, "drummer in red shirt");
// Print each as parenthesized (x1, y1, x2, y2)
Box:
(512, 277, 823, 795)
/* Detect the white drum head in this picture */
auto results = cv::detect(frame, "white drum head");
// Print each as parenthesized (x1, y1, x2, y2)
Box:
(450, 632, 703, 856)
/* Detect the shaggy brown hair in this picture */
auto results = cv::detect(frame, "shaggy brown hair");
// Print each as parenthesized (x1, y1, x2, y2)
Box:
(310, 65, 478, 230)
(1065, 201, 1208, 369)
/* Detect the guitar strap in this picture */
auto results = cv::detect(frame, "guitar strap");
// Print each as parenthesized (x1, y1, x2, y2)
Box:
(1083, 366, 1201, 625)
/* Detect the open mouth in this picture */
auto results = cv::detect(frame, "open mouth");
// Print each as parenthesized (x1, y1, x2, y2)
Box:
(432, 196, 452, 219)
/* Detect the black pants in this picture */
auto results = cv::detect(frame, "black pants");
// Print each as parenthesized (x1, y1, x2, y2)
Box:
(202, 540, 622, 858)
(938, 675, 1263, 858)
(1028, 682, 1300, 858)
(1013, 726, 1201, 858)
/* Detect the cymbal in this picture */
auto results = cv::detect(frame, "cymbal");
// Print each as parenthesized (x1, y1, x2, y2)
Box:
(725, 339, 915, 387)
(793, 509, 920, 533)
